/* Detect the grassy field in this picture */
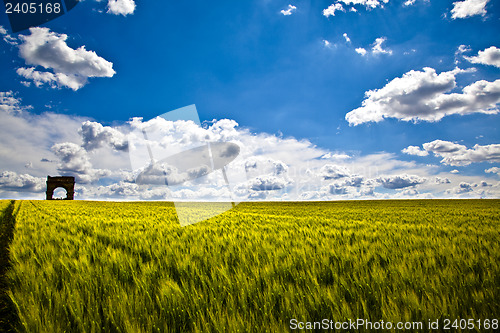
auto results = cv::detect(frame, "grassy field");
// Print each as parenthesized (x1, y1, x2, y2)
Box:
(0, 199, 499, 332)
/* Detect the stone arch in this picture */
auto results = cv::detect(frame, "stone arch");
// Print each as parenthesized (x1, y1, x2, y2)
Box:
(46, 176, 75, 200)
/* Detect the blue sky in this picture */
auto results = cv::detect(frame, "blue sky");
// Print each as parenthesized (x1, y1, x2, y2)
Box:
(0, 0, 499, 200)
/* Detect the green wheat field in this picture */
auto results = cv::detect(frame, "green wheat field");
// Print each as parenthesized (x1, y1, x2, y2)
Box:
(0, 199, 499, 332)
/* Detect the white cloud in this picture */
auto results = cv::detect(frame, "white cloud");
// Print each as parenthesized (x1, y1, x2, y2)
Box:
(451, 169, 460, 174)
(402, 145, 429, 156)
(80, 121, 128, 151)
(343, 33, 351, 43)
(16, 67, 88, 91)
(328, 183, 349, 194)
(485, 167, 500, 175)
(107, 0, 136, 16)
(404, 0, 416, 5)
(435, 177, 451, 184)
(345, 67, 500, 125)
(421, 140, 500, 166)
(342, 175, 365, 187)
(377, 174, 426, 189)
(354, 37, 391, 56)
(445, 180, 500, 197)
(0, 171, 45, 192)
(52, 142, 110, 183)
(281, 4, 297, 16)
(323, 3, 345, 17)
(455, 45, 472, 64)
(453, 182, 474, 193)
(1, 92, 499, 200)
(0, 92, 89, 179)
(249, 176, 290, 191)
(457, 44, 472, 54)
(17, 28, 115, 90)
(320, 153, 351, 160)
(322, 0, 391, 16)
(320, 164, 351, 179)
(451, 0, 489, 19)
(0, 91, 31, 114)
(423, 140, 465, 153)
(339, 0, 389, 10)
(355, 47, 367, 56)
(0, 25, 17, 45)
(464, 46, 500, 68)
(371, 37, 392, 55)
(323, 40, 332, 47)
(135, 161, 190, 186)
(400, 188, 419, 196)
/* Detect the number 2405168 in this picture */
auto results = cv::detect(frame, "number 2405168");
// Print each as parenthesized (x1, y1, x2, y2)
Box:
(5, 2, 62, 14)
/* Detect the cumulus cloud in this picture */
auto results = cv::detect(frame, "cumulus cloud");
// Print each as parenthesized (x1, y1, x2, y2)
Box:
(377, 174, 426, 189)
(340, 175, 365, 187)
(349, 0, 389, 9)
(52, 142, 110, 183)
(329, 183, 349, 195)
(485, 167, 500, 176)
(243, 157, 287, 177)
(371, 37, 392, 55)
(88, 181, 140, 199)
(457, 45, 472, 54)
(402, 145, 429, 157)
(135, 162, 188, 186)
(422, 140, 500, 166)
(17, 28, 115, 90)
(445, 180, 500, 197)
(322, 0, 393, 18)
(249, 176, 289, 191)
(400, 188, 419, 196)
(435, 177, 451, 184)
(343, 33, 351, 43)
(0, 25, 17, 45)
(16, 67, 87, 91)
(323, 3, 345, 17)
(320, 164, 351, 180)
(354, 37, 391, 56)
(464, 46, 500, 68)
(320, 152, 351, 160)
(0, 91, 92, 181)
(0, 91, 30, 114)
(345, 67, 500, 125)
(455, 45, 472, 64)
(281, 4, 297, 16)
(0, 171, 45, 192)
(107, 0, 136, 16)
(453, 182, 474, 193)
(80, 121, 128, 151)
(2, 92, 499, 200)
(355, 47, 367, 56)
(318, 166, 366, 196)
(451, 0, 489, 19)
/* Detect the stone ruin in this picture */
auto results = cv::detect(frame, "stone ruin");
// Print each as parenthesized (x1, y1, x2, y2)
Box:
(46, 176, 75, 200)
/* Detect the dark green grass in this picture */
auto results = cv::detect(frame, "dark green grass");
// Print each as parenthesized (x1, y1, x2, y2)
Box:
(0, 200, 20, 333)
(1, 199, 499, 332)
